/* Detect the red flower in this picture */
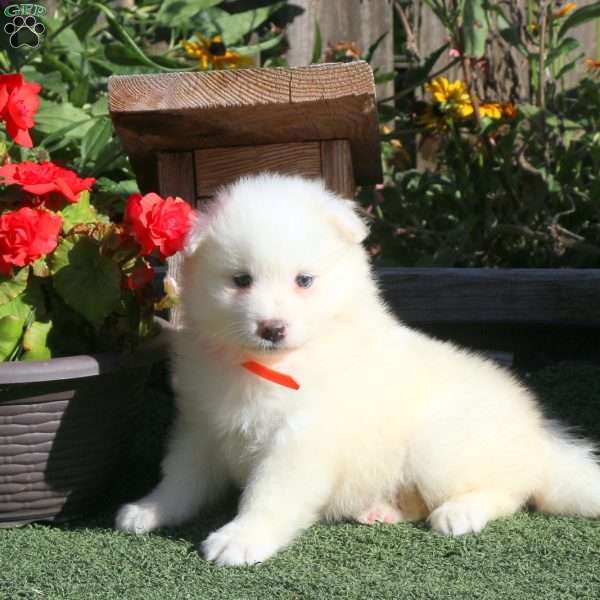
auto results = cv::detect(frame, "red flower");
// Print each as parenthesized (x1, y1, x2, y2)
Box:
(125, 261, 155, 291)
(0, 74, 41, 148)
(124, 193, 193, 259)
(0, 161, 95, 205)
(0, 207, 62, 275)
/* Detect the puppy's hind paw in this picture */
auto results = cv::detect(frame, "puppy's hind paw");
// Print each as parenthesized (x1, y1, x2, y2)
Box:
(115, 502, 160, 534)
(355, 503, 403, 525)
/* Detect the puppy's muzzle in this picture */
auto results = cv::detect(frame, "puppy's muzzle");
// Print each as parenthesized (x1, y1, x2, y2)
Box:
(257, 320, 287, 343)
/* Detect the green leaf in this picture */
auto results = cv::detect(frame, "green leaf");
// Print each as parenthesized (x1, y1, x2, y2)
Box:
(89, 56, 160, 77)
(0, 277, 46, 322)
(517, 103, 542, 118)
(88, 142, 127, 178)
(0, 278, 44, 322)
(79, 118, 113, 169)
(559, 2, 600, 39)
(60, 192, 98, 233)
(311, 21, 322, 63)
(95, 177, 139, 196)
(0, 295, 31, 322)
(90, 96, 109, 117)
(91, 2, 195, 72)
(490, 4, 527, 55)
(231, 33, 284, 56)
(22, 320, 53, 361)
(555, 56, 581, 80)
(546, 37, 580, 67)
(375, 72, 396, 84)
(155, 0, 223, 28)
(72, 4, 102, 39)
(51, 237, 121, 327)
(20, 67, 68, 98)
(101, 43, 191, 72)
(463, 0, 489, 58)
(377, 104, 397, 122)
(398, 43, 449, 96)
(31, 259, 50, 278)
(34, 99, 94, 139)
(0, 267, 29, 306)
(214, 4, 285, 46)
(0, 316, 24, 361)
(70, 75, 90, 107)
(363, 31, 388, 64)
(50, 21, 85, 55)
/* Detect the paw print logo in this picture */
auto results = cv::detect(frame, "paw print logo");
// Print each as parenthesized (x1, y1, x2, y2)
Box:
(4, 15, 45, 49)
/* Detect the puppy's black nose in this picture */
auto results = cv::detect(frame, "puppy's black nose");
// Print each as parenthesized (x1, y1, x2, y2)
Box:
(257, 320, 287, 343)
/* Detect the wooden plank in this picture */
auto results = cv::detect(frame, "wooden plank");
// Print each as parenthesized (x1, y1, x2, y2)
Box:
(284, 0, 394, 100)
(377, 268, 600, 324)
(157, 152, 196, 327)
(194, 142, 322, 198)
(320, 140, 355, 198)
(108, 62, 382, 192)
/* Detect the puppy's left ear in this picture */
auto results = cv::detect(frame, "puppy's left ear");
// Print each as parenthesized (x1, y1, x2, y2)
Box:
(183, 209, 211, 256)
(325, 195, 370, 244)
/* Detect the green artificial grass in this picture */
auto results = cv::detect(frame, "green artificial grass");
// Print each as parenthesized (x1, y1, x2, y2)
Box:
(2, 362, 600, 600)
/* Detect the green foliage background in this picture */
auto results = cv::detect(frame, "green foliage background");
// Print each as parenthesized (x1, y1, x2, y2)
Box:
(2, 0, 600, 269)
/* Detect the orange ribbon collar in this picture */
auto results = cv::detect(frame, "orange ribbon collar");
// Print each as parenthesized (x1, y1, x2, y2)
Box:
(241, 361, 300, 390)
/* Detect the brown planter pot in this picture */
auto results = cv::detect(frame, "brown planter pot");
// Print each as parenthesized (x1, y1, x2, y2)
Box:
(0, 318, 173, 527)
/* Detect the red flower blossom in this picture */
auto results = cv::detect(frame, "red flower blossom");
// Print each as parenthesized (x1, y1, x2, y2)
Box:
(0, 207, 62, 275)
(0, 74, 41, 148)
(125, 261, 155, 291)
(0, 161, 95, 205)
(124, 193, 193, 259)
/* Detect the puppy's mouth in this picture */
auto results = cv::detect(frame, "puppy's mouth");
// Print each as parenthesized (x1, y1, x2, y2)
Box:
(252, 338, 288, 353)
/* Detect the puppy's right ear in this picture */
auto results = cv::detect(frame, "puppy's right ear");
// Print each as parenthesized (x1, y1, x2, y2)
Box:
(183, 209, 211, 256)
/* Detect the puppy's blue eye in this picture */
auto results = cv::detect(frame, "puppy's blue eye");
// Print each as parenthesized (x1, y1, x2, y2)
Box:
(296, 274, 314, 288)
(233, 273, 252, 288)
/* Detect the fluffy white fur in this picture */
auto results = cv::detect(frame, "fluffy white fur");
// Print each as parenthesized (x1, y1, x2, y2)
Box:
(116, 173, 600, 565)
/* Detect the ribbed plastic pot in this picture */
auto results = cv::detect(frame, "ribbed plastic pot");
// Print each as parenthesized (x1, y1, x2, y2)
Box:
(0, 318, 172, 527)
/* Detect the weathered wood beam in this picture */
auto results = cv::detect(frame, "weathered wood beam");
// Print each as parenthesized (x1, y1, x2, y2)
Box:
(108, 62, 381, 193)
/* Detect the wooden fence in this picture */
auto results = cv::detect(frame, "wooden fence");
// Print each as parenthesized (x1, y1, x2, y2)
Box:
(285, 0, 394, 100)
(286, 0, 600, 102)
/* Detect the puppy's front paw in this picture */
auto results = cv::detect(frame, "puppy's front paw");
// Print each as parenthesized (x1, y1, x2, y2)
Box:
(428, 498, 488, 536)
(202, 520, 280, 566)
(115, 502, 159, 534)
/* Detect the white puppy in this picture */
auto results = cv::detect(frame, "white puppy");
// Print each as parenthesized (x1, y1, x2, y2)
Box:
(116, 173, 600, 566)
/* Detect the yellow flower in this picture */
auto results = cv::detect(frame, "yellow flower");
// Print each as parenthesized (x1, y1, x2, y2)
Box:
(426, 77, 470, 106)
(501, 102, 518, 118)
(417, 105, 449, 132)
(182, 35, 253, 70)
(479, 102, 503, 119)
(453, 101, 474, 118)
(585, 58, 600, 72)
(425, 76, 473, 119)
(554, 3, 577, 18)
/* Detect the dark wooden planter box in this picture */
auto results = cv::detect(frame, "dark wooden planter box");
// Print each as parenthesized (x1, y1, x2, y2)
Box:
(0, 319, 172, 527)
